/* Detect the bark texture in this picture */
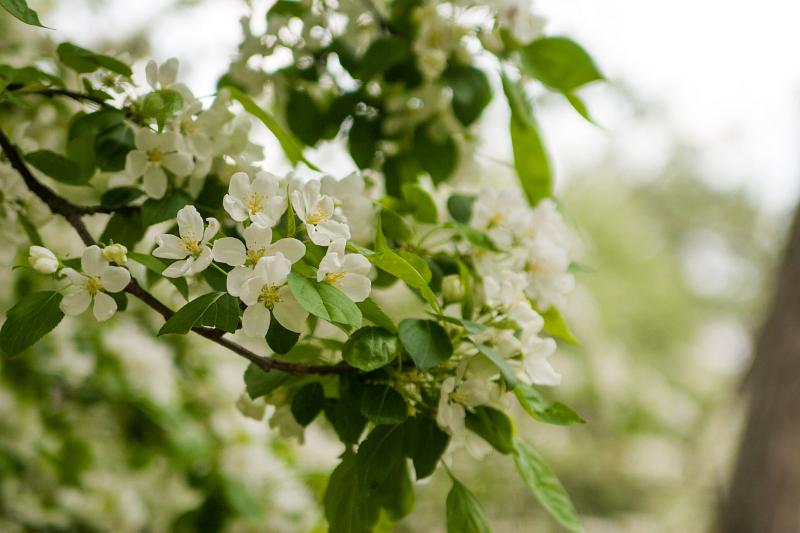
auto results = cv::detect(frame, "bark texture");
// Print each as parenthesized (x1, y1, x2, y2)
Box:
(719, 207, 800, 533)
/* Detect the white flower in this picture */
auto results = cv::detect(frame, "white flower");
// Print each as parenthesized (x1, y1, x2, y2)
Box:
(145, 57, 193, 101)
(489, 0, 546, 45)
(290, 179, 351, 246)
(153, 205, 220, 277)
(519, 332, 561, 386)
(223, 171, 287, 228)
(321, 173, 376, 244)
(60, 246, 131, 321)
(269, 404, 305, 443)
(125, 129, 194, 199)
(239, 254, 308, 336)
(471, 188, 527, 249)
(212, 223, 305, 296)
(316, 239, 371, 302)
(436, 377, 466, 436)
(516, 239, 574, 310)
(102, 243, 128, 265)
(28, 246, 58, 274)
(177, 101, 213, 158)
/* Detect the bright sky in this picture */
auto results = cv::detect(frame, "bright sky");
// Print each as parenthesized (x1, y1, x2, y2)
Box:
(48, 0, 800, 213)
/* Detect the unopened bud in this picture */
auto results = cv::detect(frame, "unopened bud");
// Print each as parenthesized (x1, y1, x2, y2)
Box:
(103, 243, 128, 265)
(28, 246, 58, 274)
(441, 274, 465, 303)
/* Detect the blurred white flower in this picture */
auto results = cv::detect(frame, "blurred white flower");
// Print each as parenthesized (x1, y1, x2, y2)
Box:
(316, 239, 371, 302)
(520, 332, 561, 386)
(321, 173, 375, 244)
(223, 171, 287, 228)
(153, 205, 219, 277)
(28, 245, 58, 273)
(125, 129, 194, 199)
(290, 179, 351, 246)
(60, 246, 130, 321)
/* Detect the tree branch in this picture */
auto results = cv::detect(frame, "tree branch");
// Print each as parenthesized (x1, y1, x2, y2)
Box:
(0, 127, 351, 376)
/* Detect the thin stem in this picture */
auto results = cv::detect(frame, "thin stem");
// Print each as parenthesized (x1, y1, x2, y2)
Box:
(0, 127, 351, 376)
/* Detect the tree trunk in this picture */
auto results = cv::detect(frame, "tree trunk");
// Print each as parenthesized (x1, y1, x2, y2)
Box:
(718, 206, 800, 533)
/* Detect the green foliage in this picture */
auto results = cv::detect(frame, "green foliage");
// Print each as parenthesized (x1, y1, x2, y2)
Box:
(360, 384, 408, 425)
(513, 382, 585, 426)
(324, 375, 367, 444)
(100, 187, 145, 209)
(0, 0, 44, 27)
(141, 89, 183, 131)
(445, 65, 492, 126)
(538, 304, 579, 344)
(266, 317, 300, 354)
(398, 319, 453, 371)
(412, 126, 458, 183)
(127, 251, 189, 300)
(141, 191, 192, 226)
(501, 72, 553, 206)
(25, 149, 87, 185)
(402, 416, 450, 480)
(447, 194, 475, 224)
(472, 342, 518, 389)
(158, 292, 240, 335)
(465, 405, 515, 454)
(100, 211, 145, 248)
(0, 291, 63, 356)
(57, 43, 132, 77)
(360, 36, 410, 79)
(402, 182, 438, 223)
(446, 476, 492, 533)
(356, 298, 397, 333)
(244, 364, 289, 400)
(342, 326, 398, 371)
(513, 438, 583, 532)
(286, 88, 325, 145)
(291, 383, 325, 426)
(287, 272, 362, 327)
(521, 37, 603, 93)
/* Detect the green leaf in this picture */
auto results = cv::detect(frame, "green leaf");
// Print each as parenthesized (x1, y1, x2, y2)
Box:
(101, 187, 144, 209)
(223, 85, 318, 169)
(158, 292, 240, 335)
(445, 64, 492, 126)
(446, 477, 492, 533)
(447, 193, 475, 224)
(141, 89, 184, 131)
(66, 133, 96, 179)
(291, 383, 325, 426)
(357, 298, 397, 333)
(57, 43, 132, 77)
(0, 291, 64, 356)
(501, 72, 553, 206)
(267, 0, 306, 18)
(402, 416, 449, 480)
(412, 125, 457, 183)
(451, 223, 501, 251)
(324, 376, 368, 444)
(465, 405, 515, 454)
(25, 150, 87, 185)
(69, 109, 125, 140)
(538, 304, 579, 344)
(349, 115, 379, 168)
(287, 272, 362, 326)
(100, 211, 146, 248)
(141, 191, 192, 227)
(513, 438, 583, 532)
(521, 36, 602, 93)
(360, 384, 407, 425)
(397, 319, 452, 371)
(94, 122, 133, 171)
(286, 89, 325, 146)
(380, 207, 413, 242)
(244, 364, 289, 400)
(342, 326, 398, 372)
(401, 182, 438, 223)
(266, 316, 300, 354)
(513, 382, 584, 426)
(472, 341, 518, 389)
(0, 0, 44, 27)
(325, 452, 377, 533)
(127, 251, 189, 300)
(360, 36, 409, 79)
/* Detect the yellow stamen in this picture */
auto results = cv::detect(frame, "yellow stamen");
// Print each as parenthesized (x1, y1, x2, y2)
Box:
(245, 248, 265, 267)
(85, 277, 102, 296)
(183, 238, 202, 256)
(258, 285, 281, 308)
(324, 272, 346, 285)
(307, 208, 329, 225)
(147, 148, 163, 163)
(246, 193, 265, 214)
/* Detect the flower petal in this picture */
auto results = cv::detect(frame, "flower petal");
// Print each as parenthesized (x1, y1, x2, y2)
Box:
(153, 234, 188, 259)
(228, 171, 251, 200)
(212, 237, 246, 266)
(163, 151, 194, 177)
(273, 288, 308, 333)
(243, 224, 272, 251)
(125, 150, 147, 178)
(60, 267, 84, 285)
(92, 292, 117, 321)
(176, 205, 204, 241)
(337, 273, 371, 302)
(60, 288, 91, 316)
(269, 238, 306, 264)
(163, 258, 194, 278)
(101, 266, 131, 293)
(145, 60, 158, 89)
(242, 303, 271, 338)
(188, 246, 213, 274)
(342, 253, 371, 276)
(202, 217, 220, 244)
(257, 254, 291, 285)
(81, 245, 108, 277)
(240, 276, 264, 306)
(252, 171, 280, 195)
(143, 165, 167, 199)
(135, 128, 159, 151)
(222, 195, 248, 222)
(226, 266, 253, 297)
(160, 57, 179, 87)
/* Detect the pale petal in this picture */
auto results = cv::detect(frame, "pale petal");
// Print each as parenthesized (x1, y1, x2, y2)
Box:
(240, 276, 265, 306)
(242, 304, 271, 338)
(228, 171, 251, 200)
(226, 266, 253, 297)
(92, 292, 117, 321)
(202, 217, 220, 244)
(60, 288, 91, 316)
(143, 165, 167, 199)
(163, 151, 194, 177)
(125, 150, 147, 178)
(81, 245, 108, 277)
(259, 254, 291, 285)
(327, 238, 346, 257)
(223, 195, 248, 222)
(342, 253, 371, 276)
(337, 274, 371, 302)
(188, 246, 213, 274)
(526, 359, 562, 386)
(145, 60, 158, 89)
(317, 253, 342, 281)
(135, 128, 159, 151)
(269, 238, 305, 264)
(212, 237, 246, 266)
(252, 171, 280, 195)
(158, 131, 181, 152)
(308, 219, 350, 246)
(289, 190, 307, 220)
(60, 267, 84, 285)
(153, 234, 188, 259)
(160, 58, 179, 87)
(163, 258, 194, 278)
(273, 288, 308, 333)
(243, 224, 272, 251)
(176, 205, 204, 241)
(101, 266, 131, 293)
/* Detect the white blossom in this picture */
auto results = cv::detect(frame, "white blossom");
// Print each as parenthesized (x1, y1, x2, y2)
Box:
(316, 239, 371, 302)
(238, 254, 308, 336)
(60, 246, 131, 321)
(145, 58, 193, 101)
(153, 205, 220, 277)
(223, 171, 287, 228)
(519, 332, 561, 386)
(290, 179, 350, 246)
(102, 243, 128, 265)
(320, 173, 375, 244)
(28, 245, 58, 274)
(125, 129, 194, 199)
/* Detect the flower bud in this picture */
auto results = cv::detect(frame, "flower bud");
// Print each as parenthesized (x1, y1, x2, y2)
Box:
(441, 274, 465, 303)
(102, 243, 128, 265)
(28, 246, 58, 274)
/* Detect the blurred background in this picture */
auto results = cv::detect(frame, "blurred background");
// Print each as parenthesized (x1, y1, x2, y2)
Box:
(1, 0, 796, 531)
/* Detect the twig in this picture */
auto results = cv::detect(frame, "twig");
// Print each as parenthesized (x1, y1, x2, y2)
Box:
(0, 127, 351, 376)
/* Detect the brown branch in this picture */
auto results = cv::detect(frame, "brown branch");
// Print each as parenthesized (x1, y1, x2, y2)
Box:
(0, 127, 351, 376)
(26, 88, 119, 110)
